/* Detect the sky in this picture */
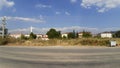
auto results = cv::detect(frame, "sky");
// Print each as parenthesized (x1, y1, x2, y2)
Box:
(1, 0, 120, 34)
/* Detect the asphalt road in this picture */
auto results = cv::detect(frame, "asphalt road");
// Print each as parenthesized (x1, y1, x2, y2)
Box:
(0, 46, 120, 68)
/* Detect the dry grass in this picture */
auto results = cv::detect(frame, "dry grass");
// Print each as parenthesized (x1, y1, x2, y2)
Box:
(5, 38, 120, 46)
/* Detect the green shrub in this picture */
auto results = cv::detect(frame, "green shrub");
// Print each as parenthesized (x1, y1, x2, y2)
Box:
(0, 37, 25, 45)
(80, 38, 110, 46)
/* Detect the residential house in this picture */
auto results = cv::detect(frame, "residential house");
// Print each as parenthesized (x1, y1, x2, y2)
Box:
(61, 33, 68, 38)
(36, 34, 43, 39)
(62, 32, 84, 38)
(10, 33, 21, 38)
(36, 34, 49, 40)
(100, 32, 112, 38)
(78, 32, 83, 38)
(41, 35, 49, 40)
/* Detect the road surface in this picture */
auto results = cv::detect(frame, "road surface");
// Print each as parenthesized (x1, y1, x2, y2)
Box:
(0, 46, 120, 68)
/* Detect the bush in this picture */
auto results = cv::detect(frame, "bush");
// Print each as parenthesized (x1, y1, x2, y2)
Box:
(0, 37, 25, 45)
(29, 32, 37, 39)
(0, 38, 8, 45)
(21, 34, 28, 40)
(82, 31, 92, 38)
(80, 38, 110, 46)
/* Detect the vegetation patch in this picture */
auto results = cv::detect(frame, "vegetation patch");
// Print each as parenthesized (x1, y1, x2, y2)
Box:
(0, 38, 8, 45)
(80, 38, 110, 46)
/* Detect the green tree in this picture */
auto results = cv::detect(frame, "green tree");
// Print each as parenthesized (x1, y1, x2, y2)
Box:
(82, 31, 92, 38)
(76, 32, 79, 38)
(29, 32, 37, 39)
(114, 31, 120, 38)
(68, 32, 75, 39)
(46, 28, 61, 39)
(68, 30, 78, 39)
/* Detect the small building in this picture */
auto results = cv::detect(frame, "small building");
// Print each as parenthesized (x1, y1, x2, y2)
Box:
(10, 33, 21, 38)
(61, 33, 68, 38)
(41, 35, 49, 40)
(24, 34, 30, 38)
(78, 32, 83, 38)
(36, 34, 43, 39)
(101, 32, 112, 38)
(36, 34, 49, 40)
(62, 32, 84, 38)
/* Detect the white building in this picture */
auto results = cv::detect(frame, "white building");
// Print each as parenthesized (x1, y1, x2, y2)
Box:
(101, 32, 112, 38)
(24, 34, 30, 37)
(41, 35, 49, 40)
(10, 34, 21, 38)
(62, 33, 68, 38)
(36, 34, 43, 38)
(10, 33, 49, 40)
(10, 34, 29, 38)
(36, 34, 49, 40)
(78, 32, 83, 38)
(61, 32, 84, 38)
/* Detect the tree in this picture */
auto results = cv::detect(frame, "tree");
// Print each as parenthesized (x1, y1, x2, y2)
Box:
(68, 30, 78, 39)
(82, 31, 92, 38)
(68, 32, 75, 39)
(76, 32, 79, 38)
(114, 31, 120, 38)
(46, 28, 61, 39)
(29, 32, 37, 39)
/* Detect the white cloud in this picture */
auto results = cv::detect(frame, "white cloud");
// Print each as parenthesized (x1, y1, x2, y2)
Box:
(81, 0, 120, 13)
(65, 11, 71, 15)
(35, 4, 52, 8)
(0, 0, 14, 10)
(55, 26, 98, 33)
(10, 26, 120, 34)
(5, 16, 45, 23)
(55, 11, 71, 15)
(9, 26, 99, 34)
(9, 28, 31, 34)
(55, 12, 61, 15)
(70, 0, 77, 3)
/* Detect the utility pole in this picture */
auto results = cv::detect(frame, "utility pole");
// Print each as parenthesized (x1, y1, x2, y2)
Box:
(1, 16, 6, 38)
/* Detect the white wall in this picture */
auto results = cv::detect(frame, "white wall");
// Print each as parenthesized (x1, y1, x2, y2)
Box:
(62, 34, 68, 38)
(101, 33, 112, 38)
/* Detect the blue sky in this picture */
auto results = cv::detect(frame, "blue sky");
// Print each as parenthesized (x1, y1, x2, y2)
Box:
(1, 0, 120, 34)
